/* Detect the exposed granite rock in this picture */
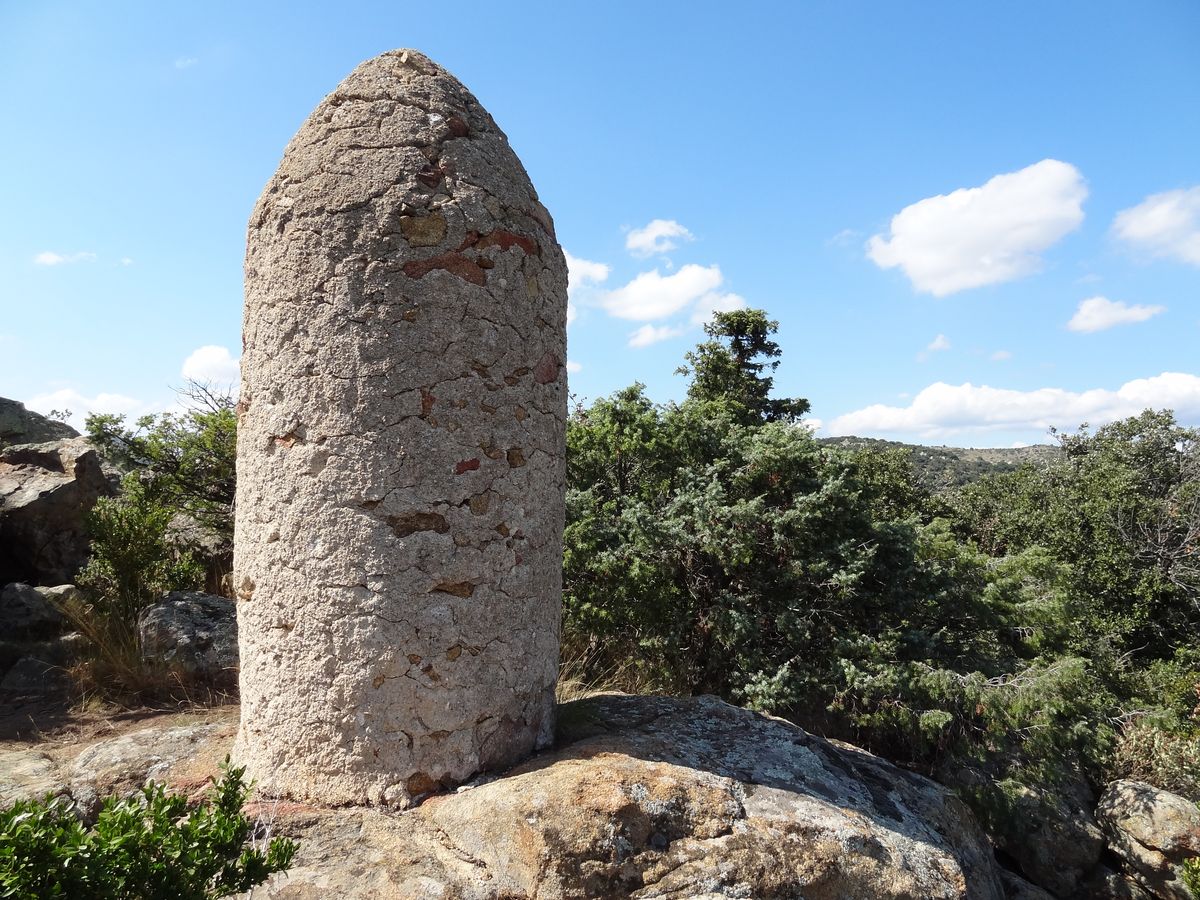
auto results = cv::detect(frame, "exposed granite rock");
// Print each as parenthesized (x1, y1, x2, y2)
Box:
(138, 591, 237, 687)
(986, 779, 1105, 898)
(67, 723, 222, 821)
(0, 439, 111, 585)
(0, 656, 69, 696)
(0, 398, 77, 446)
(1076, 865, 1156, 900)
(235, 48, 568, 806)
(247, 695, 1005, 899)
(0, 582, 67, 640)
(0, 747, 67, 807)
(1000, 869, 1057, 900)
(1096, 780, 1200, 900)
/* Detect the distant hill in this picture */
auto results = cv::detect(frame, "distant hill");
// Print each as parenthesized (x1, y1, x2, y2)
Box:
(819, 435, 1059, 490)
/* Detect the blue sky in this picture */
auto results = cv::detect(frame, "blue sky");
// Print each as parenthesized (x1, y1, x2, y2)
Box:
(2, 1, 1198, 447)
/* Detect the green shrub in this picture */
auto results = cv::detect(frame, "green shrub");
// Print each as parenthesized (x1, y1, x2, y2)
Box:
(1182, 855, 1199, 897)
(1110, 718, 1200, 802)
(65, 474, 203, 697)
(0, 759, 295, 899)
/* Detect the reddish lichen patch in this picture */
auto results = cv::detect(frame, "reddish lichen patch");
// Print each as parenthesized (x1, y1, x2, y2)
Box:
(534, 352, 561, 384)
(454, 458, 481, 475)
(403, 252, 487, 286)
(477, 229, 539, 256)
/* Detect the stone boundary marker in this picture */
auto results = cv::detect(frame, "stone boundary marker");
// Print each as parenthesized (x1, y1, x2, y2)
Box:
(234, 49, 567, 806)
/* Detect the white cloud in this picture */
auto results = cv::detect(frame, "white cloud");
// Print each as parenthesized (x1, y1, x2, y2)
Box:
(800, 417, 823, 434)
(600, 263, 724, 321)
(1067, 296, 1165, 333)
(990, 349, 1013, 361)
(119, 257, 134, 266)
(916, 333, 951, 362)
(828, 372, 1200, 440)
(33, 251, 97, 266)
(26, 389, 148, 431)
(625, 219, 694, 257)
(566, 360, 582, 374)
(628, 324, 686, 348)
(867, 159, 1087, 296)
(1112, 186, 1200, 266)
(564, 249, 609, 328)
(564, 250, 610, 287)
(174, 56, 199, 69)
(690, 290, 747, 325)
(181, 345, 240, 385)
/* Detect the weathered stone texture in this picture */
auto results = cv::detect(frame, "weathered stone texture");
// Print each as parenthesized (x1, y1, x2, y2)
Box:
(234, 49, 567, 806)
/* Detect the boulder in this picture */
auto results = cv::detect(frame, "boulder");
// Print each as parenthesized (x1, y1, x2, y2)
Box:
(1000, 870, 1057, 900)
(0, 582, 67, 639)
(250, 695, 1006, 898)
(138, 591, 237, 687)
(0, 397, 77, 446)
(0, 656, 69, 696)
(0, 438, 111, 585)
(67, 723, 222, 821)
(987, 779, 1105, 897)
(1076, 865, 1156, 900)
(1096, 780, 1200, 900)
(0, 747, 68, 807)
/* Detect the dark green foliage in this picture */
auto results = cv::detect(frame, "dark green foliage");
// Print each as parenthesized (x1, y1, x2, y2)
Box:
(1183, 854, 1200, 896)
(66, 475, 204, 696)
(677, 309, 809, 425)
(0, 760, 296, 899)
(563, 309, 1200, 838)
(86, 382, 237, 540)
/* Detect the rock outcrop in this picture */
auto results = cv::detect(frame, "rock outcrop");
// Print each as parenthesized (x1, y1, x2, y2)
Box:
(235, 48, 568, 806)
(0, 398, 77, 446)
(0, 438, 110, 585)
(0, 696, 1009, 898)
(1096, 780, 1200, 900)
(138, 591, 237, 687)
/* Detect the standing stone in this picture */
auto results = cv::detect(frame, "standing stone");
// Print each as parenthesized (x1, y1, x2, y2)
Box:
(234, 50, 567, 806)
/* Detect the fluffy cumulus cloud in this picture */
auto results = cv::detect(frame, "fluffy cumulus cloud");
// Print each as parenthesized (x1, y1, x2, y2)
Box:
(1067, 296, 1165, 333)
(600, 263, 724, 321)
(628, 324, 686, 348)
(1112, 186, 1200, 266)
(690, 290, 747, 325)
(828, 373, 1200, 440)
(33, 251, 97, 266)
(867, 159, 1087, 296)
(181, 345, 240, 385)
(26, 389, 148, 431)
(564, 250, 610, 327)
(565, 360, 582, 374)
(625, 219, 694, 257)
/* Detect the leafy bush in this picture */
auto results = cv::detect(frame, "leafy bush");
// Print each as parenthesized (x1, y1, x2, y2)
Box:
(0, 760, 295, 899)
(85, 383, 237, 541)
(1110, 719, 1200, 802)
(64, 474, 203, 697)
(1182, 854, 1200, 896)
(563, 311, 1200, 842)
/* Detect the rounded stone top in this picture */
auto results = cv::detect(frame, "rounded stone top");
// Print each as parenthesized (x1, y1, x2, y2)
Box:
(248, 48, 556, 272)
